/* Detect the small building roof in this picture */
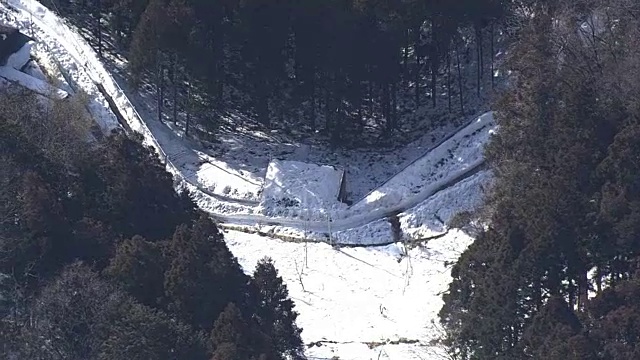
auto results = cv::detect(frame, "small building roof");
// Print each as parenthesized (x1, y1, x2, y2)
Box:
(261, 159, 344, 210)
(0, 24, 34, 66)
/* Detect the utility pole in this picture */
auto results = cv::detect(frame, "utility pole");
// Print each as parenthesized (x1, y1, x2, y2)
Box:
(304, 210, 308, 268)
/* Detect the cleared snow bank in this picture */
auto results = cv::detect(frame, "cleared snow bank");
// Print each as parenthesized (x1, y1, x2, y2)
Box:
(230, 112, 494, 226)
(213, 168, 489, 246)
(225, 228, 474, 359)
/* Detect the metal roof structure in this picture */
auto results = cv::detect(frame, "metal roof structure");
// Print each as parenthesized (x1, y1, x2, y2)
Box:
(0, 23, 34, 66)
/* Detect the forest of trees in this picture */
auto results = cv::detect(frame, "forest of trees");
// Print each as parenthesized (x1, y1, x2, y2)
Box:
(0, 89, 304, 359)
(440, 0, 640, 359)
(46, 0, 507, 145)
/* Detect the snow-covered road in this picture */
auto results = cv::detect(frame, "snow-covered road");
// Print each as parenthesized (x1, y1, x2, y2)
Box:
(208, 161, 485, 237)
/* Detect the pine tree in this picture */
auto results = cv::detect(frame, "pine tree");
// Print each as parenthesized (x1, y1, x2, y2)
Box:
(128, 0, 168, 87)
(441, 1, 640, 358)
(13, 262, 207, 360)
(519, 296, 594, 360)
(210, 302, 273, 360)
(104, 235, 167, 307)
(251, 257, 305, 359)
(79, 133, 197, 241)
(588, 277, 640, 360)
(164, 216, 248, 330)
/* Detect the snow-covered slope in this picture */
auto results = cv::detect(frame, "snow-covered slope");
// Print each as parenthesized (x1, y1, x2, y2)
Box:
(2, 0, 120, 132)
(226, 226, 474, 359)
(351, 113, 492, 212)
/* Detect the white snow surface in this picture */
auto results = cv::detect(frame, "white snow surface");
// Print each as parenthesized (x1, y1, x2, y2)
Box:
(400, 170, 491, 239)
(5, 42, 32, 69)
(21, 56, 48, 81)
(192, 150, 263, 200)
(260, 159, 345, 214)
(225, 228, 474, 359)
(0, 65, 68, 99)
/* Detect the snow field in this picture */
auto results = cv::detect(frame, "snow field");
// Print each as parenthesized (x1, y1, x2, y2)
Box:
(225, 228, 475, 359)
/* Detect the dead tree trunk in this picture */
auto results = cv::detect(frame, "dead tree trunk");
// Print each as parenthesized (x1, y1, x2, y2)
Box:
(309, 71, 316, 131)
(479, 27, 484, 79)
(578, 271, 588, 311)
(476, 25, 481, 98)
(455, 40, 464, 115)
(490, 21, 495, 89)
(404, 28, 410, 80)
(431, 23, 438, 108)
(95, 0, 102, 58)
(382, 81, 391, 132)
(414, 25, 421, 108)
(185, 84, 191, 137)
(391, 80, 397, 130)
(157, 53, 165, 123)
(447, 49, 452, 113)
(172, 53, 178, 125)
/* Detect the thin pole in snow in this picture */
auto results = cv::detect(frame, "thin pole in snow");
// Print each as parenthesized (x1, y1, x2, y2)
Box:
(328, 213, 332, 246)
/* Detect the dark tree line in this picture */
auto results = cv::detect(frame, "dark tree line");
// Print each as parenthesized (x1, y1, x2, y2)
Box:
(439, 0, 640, 359)
(0, 90, 304, 359)
(48, 0, 508, 145)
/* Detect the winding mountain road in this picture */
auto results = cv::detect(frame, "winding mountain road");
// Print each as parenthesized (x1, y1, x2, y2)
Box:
(4, 0, 489, 244)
